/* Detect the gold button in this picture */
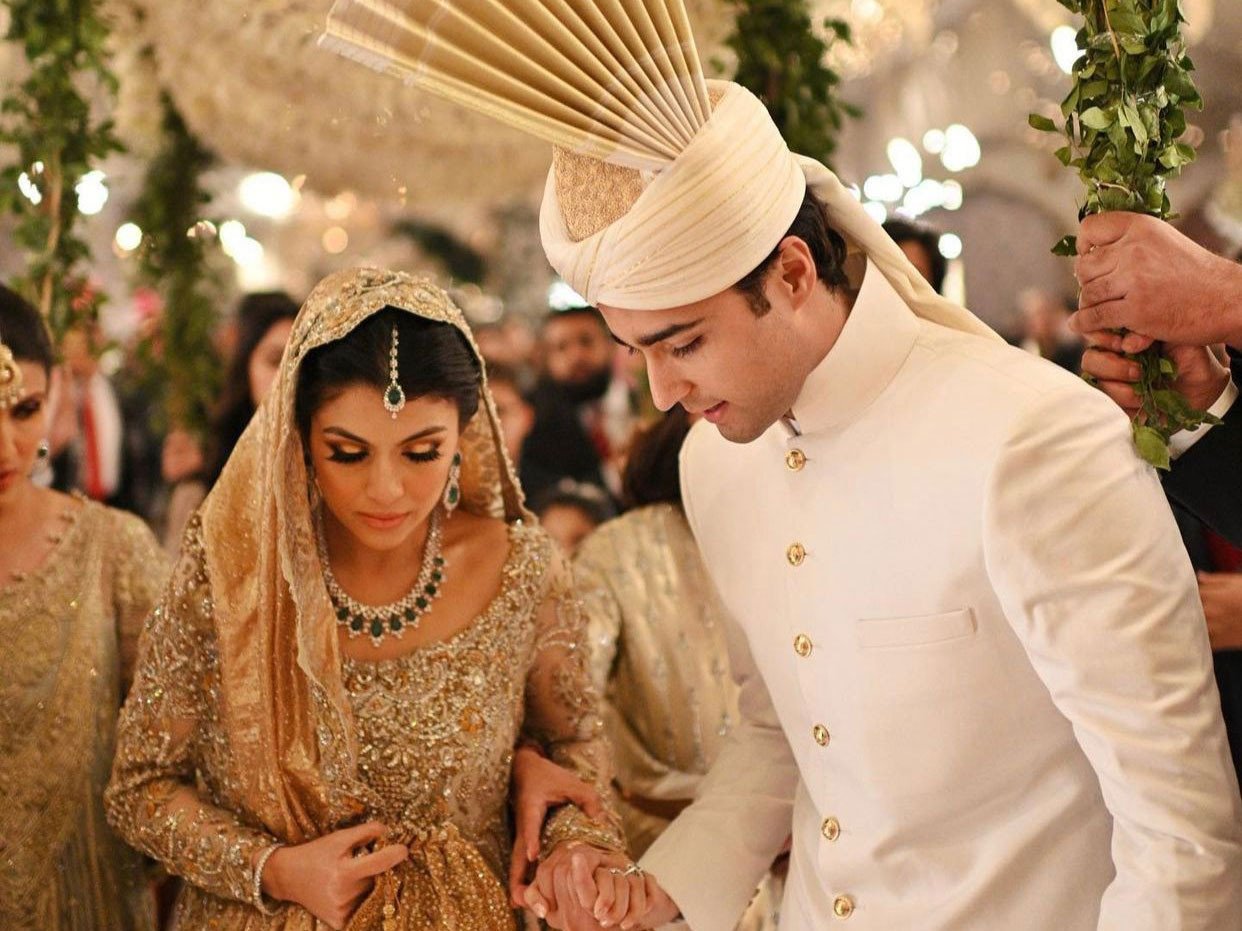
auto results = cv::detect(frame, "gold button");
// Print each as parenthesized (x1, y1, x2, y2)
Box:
(821, 816, 841, 841)
(786, 543, 807, 566)
(813, 724, 830, 746)
(793, 634, 813, 657)
(833, 894, 855, 919)
(785, 448, 807, 471)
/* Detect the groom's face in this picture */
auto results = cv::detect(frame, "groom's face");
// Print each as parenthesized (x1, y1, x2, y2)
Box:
(600, 240, 816, 444)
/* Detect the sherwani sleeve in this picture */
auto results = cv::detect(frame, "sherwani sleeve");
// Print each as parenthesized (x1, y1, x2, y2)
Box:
(982, 386, 1242, 930)
(639, 453, 799, 931)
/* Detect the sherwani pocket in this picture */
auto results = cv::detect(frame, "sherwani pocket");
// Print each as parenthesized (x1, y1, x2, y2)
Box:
(855, 608, 977, 650)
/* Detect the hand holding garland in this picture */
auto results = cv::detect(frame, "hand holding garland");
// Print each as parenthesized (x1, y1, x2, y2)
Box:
(1030, 0, 1210, 468)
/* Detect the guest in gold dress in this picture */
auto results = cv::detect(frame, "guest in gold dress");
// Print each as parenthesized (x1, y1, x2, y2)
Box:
(0, 286, 165, 931)
(106, 268, 627, 930)
(575, 408, 781, 930)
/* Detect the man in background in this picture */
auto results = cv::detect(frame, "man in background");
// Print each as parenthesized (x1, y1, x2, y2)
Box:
(521, 306, 637, 502)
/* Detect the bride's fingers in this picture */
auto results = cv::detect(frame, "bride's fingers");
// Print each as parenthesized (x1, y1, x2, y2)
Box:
(592, 867, 617, 922)
(570, 851, 598, 911)
(348, 842, 408, 879)
(602, 873, 630, 927)
(523, 883, 550, 922)
(621, 875, 647, 930)
(508, 835, 533, 907)
(554, 861, 582, 928)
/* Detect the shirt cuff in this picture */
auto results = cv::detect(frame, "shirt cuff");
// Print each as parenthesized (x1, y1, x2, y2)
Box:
(1169, 380, 1238, 459)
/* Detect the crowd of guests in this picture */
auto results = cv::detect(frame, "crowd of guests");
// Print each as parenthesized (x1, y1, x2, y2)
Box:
(3, 207, 1241, 929)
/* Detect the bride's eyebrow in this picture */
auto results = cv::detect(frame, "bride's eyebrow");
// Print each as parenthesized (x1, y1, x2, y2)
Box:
(322, 425, 446, 445)
(323, 426, 370, 445)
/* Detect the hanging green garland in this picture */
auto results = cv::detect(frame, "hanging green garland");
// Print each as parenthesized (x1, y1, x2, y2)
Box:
(718, 0, 861, 169)
(127, 96, 223, 436)
(0, 0, 122, 337)
(1029, 0, 1206, 469)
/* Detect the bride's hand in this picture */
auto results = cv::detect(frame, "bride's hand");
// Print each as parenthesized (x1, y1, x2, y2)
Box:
(260, 821, 408, 929)
(508, 745, 607, 906)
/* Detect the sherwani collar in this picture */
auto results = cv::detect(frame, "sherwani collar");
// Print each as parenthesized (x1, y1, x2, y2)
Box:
(783, 260, 921, 437)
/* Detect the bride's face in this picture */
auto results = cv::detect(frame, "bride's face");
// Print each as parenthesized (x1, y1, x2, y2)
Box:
(308, 384, 461, 554)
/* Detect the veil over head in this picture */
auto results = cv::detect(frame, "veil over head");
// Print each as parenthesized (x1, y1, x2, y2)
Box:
(198, 267, 528, 844)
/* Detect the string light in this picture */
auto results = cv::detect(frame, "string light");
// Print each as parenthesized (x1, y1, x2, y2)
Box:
(115, 223, 143, 253)
(938, 233, 963, 260)
(238, 172, 297, 219)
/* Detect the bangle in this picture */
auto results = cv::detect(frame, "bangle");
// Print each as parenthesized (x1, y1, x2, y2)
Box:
(251, 843, 284, 915)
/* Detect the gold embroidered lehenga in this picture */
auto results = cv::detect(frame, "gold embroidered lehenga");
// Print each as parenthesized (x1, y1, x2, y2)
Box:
(0, 496, 167, 931)
(105, 269, 623, 930)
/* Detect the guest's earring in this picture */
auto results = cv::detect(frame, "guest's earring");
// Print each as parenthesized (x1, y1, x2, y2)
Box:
(36, 440, 50, 461)
(443, 452, 462, 514)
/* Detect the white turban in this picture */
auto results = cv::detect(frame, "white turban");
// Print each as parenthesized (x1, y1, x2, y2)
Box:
(542, 81, 997, 339)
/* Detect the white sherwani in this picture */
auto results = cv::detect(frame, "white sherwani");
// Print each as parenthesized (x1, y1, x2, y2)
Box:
(641, 263, 1242, 930)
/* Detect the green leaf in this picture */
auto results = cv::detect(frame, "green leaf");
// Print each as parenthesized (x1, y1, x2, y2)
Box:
(1080, 106, 1112, 130)
(1052, 235, 1079, 257)
(1029, 113, 1058, 133)
(1133, 425, 1172, 470)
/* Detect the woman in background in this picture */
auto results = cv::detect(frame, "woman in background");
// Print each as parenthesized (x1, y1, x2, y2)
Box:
(574, 407, 782, 930)
(162, 292, 299, 551)
(0, 285, 167, 930)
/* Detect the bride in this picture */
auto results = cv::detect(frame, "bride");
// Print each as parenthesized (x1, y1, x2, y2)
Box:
(106, 268, 631, 929)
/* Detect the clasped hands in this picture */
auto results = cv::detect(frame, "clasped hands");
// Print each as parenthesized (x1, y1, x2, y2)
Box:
(509, 746, 679, 929)
(517, 842, 678, 930)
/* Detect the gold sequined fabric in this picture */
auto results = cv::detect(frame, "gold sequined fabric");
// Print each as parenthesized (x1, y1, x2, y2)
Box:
(106, 268, 624, 929)
(0, 498, 166, 931)
(345, 825, 515, 931)
(575, 504, 781, 930)
(553, 148, 648, 244)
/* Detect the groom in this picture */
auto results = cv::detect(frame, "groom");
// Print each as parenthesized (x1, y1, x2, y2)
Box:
(317, 3, 1242, 925)
(527, 105, 1242, 931)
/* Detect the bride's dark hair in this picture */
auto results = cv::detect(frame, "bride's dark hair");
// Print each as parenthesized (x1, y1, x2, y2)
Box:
(295, 307, 481, 439)
(0, 284, 54, 374)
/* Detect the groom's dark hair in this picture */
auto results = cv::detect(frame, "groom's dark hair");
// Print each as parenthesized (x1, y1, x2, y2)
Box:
(732, 188, 850, 317)
(295, 307, 481, 440)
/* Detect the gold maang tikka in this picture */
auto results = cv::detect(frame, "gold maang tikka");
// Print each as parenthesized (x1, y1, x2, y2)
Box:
(382, 325, 406, 418)
(0, 329, 24, 409)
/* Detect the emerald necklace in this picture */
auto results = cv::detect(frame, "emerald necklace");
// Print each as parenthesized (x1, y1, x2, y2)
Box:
(316, 508, 447, 647)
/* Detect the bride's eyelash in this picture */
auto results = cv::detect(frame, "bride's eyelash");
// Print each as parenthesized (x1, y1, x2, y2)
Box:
(326, 445, 443, 464)
(405, 449, 442, 463)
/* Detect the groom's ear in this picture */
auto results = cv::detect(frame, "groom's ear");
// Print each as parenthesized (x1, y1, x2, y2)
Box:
(775, 236, 818, 312)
